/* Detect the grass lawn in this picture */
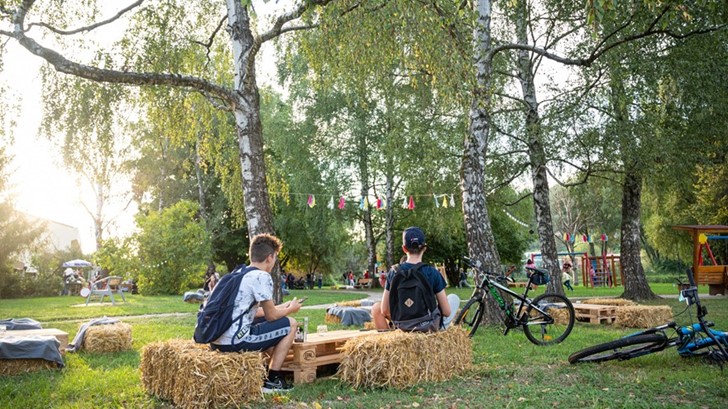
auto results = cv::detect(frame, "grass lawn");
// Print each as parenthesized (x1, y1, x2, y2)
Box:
(1, 285, 727, 408)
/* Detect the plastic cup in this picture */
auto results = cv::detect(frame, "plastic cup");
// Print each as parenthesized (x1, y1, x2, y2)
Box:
(317, 325, 327, 333)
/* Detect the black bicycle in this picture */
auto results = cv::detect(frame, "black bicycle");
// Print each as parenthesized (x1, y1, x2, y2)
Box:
(454, 260, 575, 345)
(569, 269, 728, 365)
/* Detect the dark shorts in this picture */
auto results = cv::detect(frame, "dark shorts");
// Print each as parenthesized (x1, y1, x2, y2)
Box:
(211, 317, 291, 353)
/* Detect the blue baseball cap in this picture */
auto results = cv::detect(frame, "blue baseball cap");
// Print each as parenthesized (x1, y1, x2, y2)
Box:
(403, 227, 427, 250)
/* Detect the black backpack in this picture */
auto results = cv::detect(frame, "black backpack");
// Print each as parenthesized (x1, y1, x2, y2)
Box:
(389, 263, 442, 332)
(193, 265, 257, 344)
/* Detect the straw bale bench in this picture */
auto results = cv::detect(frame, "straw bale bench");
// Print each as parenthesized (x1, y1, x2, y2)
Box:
(0, 334, 66, 376)
(83, 322, 132, 353)
(573, 303, 618, 324)
(280, 329, 378, 384)
(614, 305, 673, 328)
(0, 328, 68, 354)
(140, 339, 266, 409)
(338, 327, 472, 389)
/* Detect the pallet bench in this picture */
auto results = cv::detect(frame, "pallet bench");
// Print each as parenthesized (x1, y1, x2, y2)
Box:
(280, 329, 379, 384)
(573, 303, 617, 324)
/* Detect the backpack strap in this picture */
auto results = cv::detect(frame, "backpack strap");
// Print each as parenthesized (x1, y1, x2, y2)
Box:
(229, 266, 261, 338)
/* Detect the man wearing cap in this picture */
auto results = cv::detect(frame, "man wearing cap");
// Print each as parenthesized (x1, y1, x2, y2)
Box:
(371, 227, 459, 331)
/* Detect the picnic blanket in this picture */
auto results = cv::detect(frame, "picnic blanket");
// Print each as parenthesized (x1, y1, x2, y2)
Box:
(326, 306, 372, 326)
(66, 317, 119, 353)
(0, 335, 64, 368)
(0, 318, 42, 331)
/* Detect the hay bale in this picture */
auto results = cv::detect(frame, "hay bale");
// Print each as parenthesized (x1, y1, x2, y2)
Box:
(0, 359, 57, 376)
(83, 322, 133, 353)
(141, 340, 207, 400)
(325, 313, 342, 324)
(549, 308, 572, 325)
(338, 327, 472, 389)
(581, 298, 637, 307)
(363, 321, 377, 330)
(615, 306, 673, 328)
(336, 300, 363, 307)
(140, 340, 265, 409)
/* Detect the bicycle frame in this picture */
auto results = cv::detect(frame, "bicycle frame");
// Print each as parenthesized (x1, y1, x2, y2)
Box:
(470, 270, 553, 331)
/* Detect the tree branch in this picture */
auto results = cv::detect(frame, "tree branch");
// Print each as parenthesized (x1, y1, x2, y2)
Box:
(192, 15, 227, 65)
(28, 0, 144, 35)
(5, 1, 236, 106)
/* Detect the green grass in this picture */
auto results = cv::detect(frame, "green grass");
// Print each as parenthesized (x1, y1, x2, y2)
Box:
(1, 286, 727, 408)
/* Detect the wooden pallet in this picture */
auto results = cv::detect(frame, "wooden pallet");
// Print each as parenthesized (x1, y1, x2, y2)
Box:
(573, 303, 617, 324)
(0, 328, 69, 354)
(280, 329, 378, 384)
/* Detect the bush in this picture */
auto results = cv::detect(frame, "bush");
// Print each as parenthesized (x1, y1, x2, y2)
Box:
(134, 201, 211, 295)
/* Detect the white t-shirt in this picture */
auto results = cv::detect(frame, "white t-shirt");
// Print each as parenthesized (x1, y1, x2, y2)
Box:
(213, 269, 273, 345)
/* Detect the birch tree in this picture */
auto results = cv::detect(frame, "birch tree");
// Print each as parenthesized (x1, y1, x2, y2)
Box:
(1, 0, 332, 302)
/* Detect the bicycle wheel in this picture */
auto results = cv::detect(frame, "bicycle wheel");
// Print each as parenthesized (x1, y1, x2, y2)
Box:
(569, 333, 668, 364)
(522, 293, 575, 346)
(454, 298, 484, 337)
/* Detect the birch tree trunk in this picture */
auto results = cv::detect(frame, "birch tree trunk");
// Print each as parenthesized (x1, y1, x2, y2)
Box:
(514, 0, 563, 295)
(609, 68, 657, 301)
(620, 164, 657, 300)
(463, 0, 503, 324)
(384, 169, 396, 272)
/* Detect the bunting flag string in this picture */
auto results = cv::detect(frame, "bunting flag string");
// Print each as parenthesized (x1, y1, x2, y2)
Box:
(274, 189, 464, 211)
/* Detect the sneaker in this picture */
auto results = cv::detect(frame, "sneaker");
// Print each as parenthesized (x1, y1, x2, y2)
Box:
(262, 376, 293, 393)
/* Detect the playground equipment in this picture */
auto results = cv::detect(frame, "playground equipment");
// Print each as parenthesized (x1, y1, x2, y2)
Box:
(580, 254, 623, 288)
(673, 225, 728, 295)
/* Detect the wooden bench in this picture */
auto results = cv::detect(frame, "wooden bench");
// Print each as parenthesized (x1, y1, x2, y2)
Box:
(354, 278, 373, 288)
(507, 281, 528, 288)
(0, 328, 69, 354)
(573, 303, 617, 324)
(280, 329, 378, 384)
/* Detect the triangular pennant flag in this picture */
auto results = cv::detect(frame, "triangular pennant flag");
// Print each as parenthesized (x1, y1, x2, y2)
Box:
(408, 196, 415, 210)
(582, 234, 588, 243)
(601, 234, 608, 242)
(338, 196, 346, 209)
(442, 194, 449, 208)
(364, 196, 369, 209)
(449, 194, 455, 207)
(359, 197, 365, 209)
(327, 196, 334, 210)
(433, 194, 440, 208)
(376, 197, 383, 210)
(307, 194, 316, 208)
(403, 196, 408, 209)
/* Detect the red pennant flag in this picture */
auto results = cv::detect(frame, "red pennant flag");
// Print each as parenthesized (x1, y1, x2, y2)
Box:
(338, 196, 345, 209)
(407, 196, 415, 210)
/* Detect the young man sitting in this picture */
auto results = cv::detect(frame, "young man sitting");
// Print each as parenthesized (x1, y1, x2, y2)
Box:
(371, 227, 459, 331)
(211, 233, 303, 393)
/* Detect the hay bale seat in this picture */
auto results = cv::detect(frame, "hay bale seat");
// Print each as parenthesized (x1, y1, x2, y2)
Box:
(84, 322, 133, 353)
(614, 305, 673, 328)
(581, 298, 637, 307)
(0, 358, 57, 376)
(140, 340, 266, 409)
(337, 327, 472, 389)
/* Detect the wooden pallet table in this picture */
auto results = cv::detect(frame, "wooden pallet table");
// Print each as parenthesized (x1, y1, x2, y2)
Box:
(280, 329, 379, 384)
(0, 328, 69, 354)
(573, 303, 617, 324)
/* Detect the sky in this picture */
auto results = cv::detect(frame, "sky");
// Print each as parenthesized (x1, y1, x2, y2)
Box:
(2, 1, 285, 254)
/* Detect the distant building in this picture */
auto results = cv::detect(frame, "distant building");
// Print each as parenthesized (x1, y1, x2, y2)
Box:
(16, 212, 82, 272)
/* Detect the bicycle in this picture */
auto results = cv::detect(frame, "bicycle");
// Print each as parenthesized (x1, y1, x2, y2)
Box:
(569, 269, 728, 365)
(454, 259, 575, 345)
